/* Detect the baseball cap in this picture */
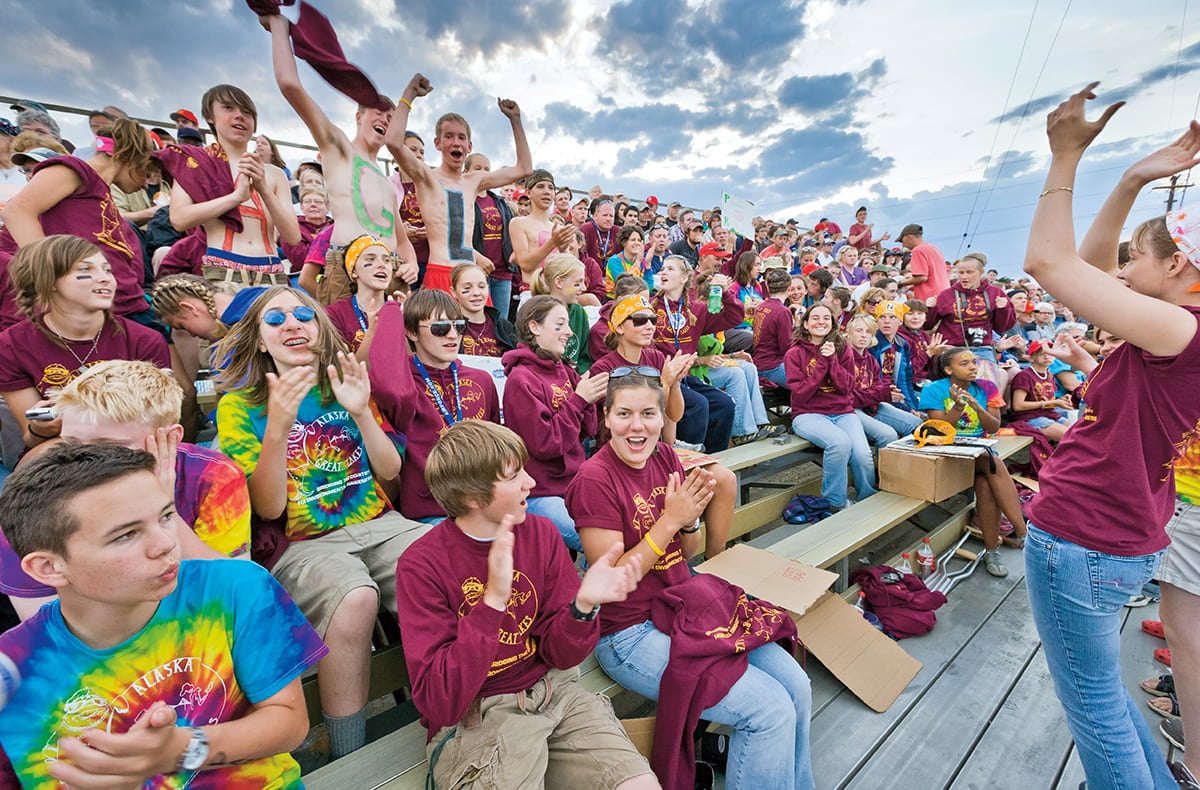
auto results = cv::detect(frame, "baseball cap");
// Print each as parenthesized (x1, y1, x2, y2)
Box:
(897, 223, 923, 240)
(0, 119, 17, 137)
(9, 100, 47, 114)
(11, 147, 61, 167)
(177, 127, 203, 144)
(698, 242, 731, 259)
(644, 195, 659, 208)
(669, 200, 682, 208)
(1027, 340, 1048, 355)
(773, 227, 789, 237)
(870, 264, 890, 274)
(170, 109, 199, 126)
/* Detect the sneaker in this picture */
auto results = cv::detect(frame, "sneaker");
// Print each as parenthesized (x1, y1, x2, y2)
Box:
(1163, 716, 1187, 751)
(756, 423, 788, 440)
(1126, 594, 1155, 608)
(985, 551, 1008, 578)
(673, 439, 705, 453)
(1172, 760, 1199, 789)
(730, 433, 757, 447)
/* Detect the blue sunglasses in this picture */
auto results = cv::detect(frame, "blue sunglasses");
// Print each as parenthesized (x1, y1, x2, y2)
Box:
(262, 306, 317, 326)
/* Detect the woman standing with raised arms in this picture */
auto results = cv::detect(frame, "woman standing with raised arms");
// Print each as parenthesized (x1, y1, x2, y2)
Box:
(1023, 82, 1200, 789)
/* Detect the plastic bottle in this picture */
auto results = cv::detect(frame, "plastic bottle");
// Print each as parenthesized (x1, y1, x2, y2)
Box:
(916, 537, 937, 579)
(896, 552, 914, 576)
(854, 590, 867, 612)
(707, 284, 722, 313)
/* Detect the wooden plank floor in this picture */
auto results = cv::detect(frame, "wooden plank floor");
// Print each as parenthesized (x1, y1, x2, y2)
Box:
(790, 546, 1174, 790)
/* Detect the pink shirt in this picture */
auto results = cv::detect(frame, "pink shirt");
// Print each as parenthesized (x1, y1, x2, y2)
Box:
(908, 242, 950, 301)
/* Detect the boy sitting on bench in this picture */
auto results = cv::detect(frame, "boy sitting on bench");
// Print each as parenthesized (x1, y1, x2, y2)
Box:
(395, 419, 659, 789)
(0, 443, 326, 787)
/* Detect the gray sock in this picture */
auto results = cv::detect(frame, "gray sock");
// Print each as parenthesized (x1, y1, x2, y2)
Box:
(325, 708, 367, 759)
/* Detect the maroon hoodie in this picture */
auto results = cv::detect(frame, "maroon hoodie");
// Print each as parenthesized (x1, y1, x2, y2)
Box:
(897, 324, 936, 380)
(784, 339, 855, 415)
(651, 287, 744, 356)
(501, 346, 597, 498)
(924, 282, 1015, 348)
(588, 301, 615, 364)
(751, 296, 794, 373)
(850, 347, 892, 412)
(368, 302, 500, 519)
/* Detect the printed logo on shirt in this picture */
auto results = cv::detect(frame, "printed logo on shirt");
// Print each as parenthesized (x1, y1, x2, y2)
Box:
(39, 359, 116, 396)
(632, 487, 684, 573)
(286, 411, 369, 504)
(550, 382, 572, 410)
(457, 571, 540, 675)
(704, 594, 789, 652)
(95, 195, 135, 259)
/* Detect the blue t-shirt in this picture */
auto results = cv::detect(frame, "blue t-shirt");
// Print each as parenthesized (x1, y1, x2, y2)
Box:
(919, 377, 1003, 437)
(1048, 358, 1087, 398)
(0, 559, 327, 788)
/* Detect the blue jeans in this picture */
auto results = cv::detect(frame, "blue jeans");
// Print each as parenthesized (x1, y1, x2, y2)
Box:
(760, 363, 787, 388)
(854, 409, 899, 448)
(708, 362, 769, 436)
(527, 496, 581, 552)
(488, 277, 513, 322)
(1024, 523, 1175, 789)
(790, 412, 877, 508)
(597, 620, 814, 790)
(680, 377, 735, 452)
(873, 402, 923, 438)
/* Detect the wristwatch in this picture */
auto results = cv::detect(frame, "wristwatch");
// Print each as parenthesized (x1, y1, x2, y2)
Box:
(571, 600, 600, 621)
(175, 727, 209, 772)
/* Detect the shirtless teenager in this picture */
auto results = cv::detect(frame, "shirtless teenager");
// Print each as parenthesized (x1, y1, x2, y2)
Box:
(266, 13, 417, 303)
(385, 73, 532, 294)
(509, 169, 582, 297)
(169, 84, 300, 288)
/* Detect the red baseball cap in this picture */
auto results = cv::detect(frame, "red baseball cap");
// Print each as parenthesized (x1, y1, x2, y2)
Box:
(170, 109, 198, 125)
(644, 195, 659, 207)
(801, 262, 820, 276)
(698, 242, 731, 259)
(1027, 340, 1047, 355)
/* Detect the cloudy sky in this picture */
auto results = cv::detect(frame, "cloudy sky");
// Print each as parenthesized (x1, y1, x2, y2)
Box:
(3, 0, 1198, 277)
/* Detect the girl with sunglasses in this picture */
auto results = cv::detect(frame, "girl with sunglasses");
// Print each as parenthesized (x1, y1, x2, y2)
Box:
(566, 372, 814, 790)
(450, 262, 516, 358)
(325, 235, 405, 356)
(1021, 84, 1200, 788)
(367, 289, 500, 522)
(214, 284, 428, 757)
(0, 235, 170, 449)
(500, 296, 605, 552)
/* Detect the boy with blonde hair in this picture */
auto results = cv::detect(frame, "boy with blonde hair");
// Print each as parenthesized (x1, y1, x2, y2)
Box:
(396, 420, 658, 789)
(0, 361, 252, 619)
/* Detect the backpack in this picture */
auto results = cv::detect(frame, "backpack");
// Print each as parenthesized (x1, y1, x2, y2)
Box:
(782, 495, 833, 525)
(849, 565, 948, 639)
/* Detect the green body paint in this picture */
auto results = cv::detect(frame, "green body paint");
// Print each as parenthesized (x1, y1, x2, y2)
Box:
(351, 155, 395, 238)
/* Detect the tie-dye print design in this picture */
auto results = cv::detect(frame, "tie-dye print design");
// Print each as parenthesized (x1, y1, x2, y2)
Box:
(0, 560, 327, 788)
(218, 387, 405, 540)
(173, 443, 252, 557)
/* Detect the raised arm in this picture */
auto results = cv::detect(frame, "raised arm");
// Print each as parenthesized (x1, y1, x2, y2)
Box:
(1024, 82, 1200, 357)
(477, 99, 532, 193)
(0, 165, 82, 245)
(266, 13, 345, 152)
(385, 74, 435, 184)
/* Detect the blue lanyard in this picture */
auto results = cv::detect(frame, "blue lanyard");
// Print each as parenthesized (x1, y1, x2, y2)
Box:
(350, 295, 368, 332)
(665, 296, 688, 350)
(413, 358, 462, 426)
(598, 226, 614, 258)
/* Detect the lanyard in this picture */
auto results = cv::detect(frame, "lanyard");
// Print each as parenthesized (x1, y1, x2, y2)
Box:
(350, 295, 369, 332)
(413, 358, 463, 426)
(598, 226, 614, 258)
(665, 296, 688, 350)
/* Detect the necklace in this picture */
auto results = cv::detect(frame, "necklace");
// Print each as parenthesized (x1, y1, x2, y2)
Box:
(46, 318, 103, 372)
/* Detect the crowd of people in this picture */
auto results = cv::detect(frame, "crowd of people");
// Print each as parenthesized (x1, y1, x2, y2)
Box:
(0, 7, 1194, 788)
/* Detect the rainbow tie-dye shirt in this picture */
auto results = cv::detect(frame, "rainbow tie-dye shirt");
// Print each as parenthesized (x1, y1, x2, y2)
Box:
(0, 559, 327, 788)
(218, 387, 405, 541)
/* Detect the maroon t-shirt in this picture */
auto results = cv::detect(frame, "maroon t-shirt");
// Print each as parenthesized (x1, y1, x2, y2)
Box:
(582, 254, 607, 303)
(395, 514, 599, 740)
(501, 347, 596, 497)
(582, 221, 619, 263)
(1027, 307, 1200, 555)
(784, 339, 855, 415)
(0, 317, 170, 397)
(325, 296, 367, 351)
(475, 194, 509, 282)
(461, 314, 503, 357)
(0, 157, 146, 330)
(1009, 367, 1059, 422)
(752, 297, 793, 373)
(565, 441, 692, 636)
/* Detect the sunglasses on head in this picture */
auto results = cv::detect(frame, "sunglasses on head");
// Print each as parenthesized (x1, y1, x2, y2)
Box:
(610, 365, 661, 379)
(421, 320, 467, 337)
(262, 306, 316, 326)
(623, 314, 655, 327)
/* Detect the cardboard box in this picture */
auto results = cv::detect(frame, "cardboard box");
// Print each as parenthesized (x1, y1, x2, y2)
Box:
(878, 446, 976, 502)
(620, 717, 655, 758)
(697, 544, 922, 712)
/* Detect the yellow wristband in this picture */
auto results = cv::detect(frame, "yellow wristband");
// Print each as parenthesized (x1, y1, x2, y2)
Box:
(398, 97, 413, 110)
(644, 533, 666, 557)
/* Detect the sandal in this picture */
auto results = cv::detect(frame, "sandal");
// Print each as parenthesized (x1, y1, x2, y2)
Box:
(1141, 673, 1176, 697)
(1148, 693, 1181, 718)
(1002, 534, 1026, 549)
(1156, 647, 1173, 667)
(1142, 619, 1165, 639)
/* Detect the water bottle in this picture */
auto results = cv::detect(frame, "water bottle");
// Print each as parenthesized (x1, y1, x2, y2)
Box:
(853, 590, 866, 612)
(896, 552, 913, 576)
(0, 652, 20, 711)
(916, 537, 937, 579)
(707, 284, 722, 313)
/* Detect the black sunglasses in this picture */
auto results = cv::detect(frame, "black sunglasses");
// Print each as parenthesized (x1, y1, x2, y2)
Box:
(611, 365, 661, 379)
(623, 314, 655, 327)
(421, 320, 467, 337)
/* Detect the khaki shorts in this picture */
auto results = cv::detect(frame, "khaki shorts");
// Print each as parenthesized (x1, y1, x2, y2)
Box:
(271, 511, 430, 636)
(1160, 498, 1200, 596)
(201, 264, 289, 290)
(427, 666, 652, 789)
(317, 247, 352, 306)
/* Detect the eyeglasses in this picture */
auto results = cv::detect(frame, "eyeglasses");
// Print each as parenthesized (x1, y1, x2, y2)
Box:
(623, 314, 655, 327)
(262, 306, 316, 326)
(610, 365, 661, 379)
(421, 320, 467, 337)
(865, 299, 882, 307)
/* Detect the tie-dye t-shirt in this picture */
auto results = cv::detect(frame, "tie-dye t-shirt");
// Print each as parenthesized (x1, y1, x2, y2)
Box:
(218, 387, 404, 540)
(0, 559, 327, 789)
(919, 378, 1004, 437)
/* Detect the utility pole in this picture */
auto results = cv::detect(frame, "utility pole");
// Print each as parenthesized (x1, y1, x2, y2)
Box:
(1152, 174, 1194, 211)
